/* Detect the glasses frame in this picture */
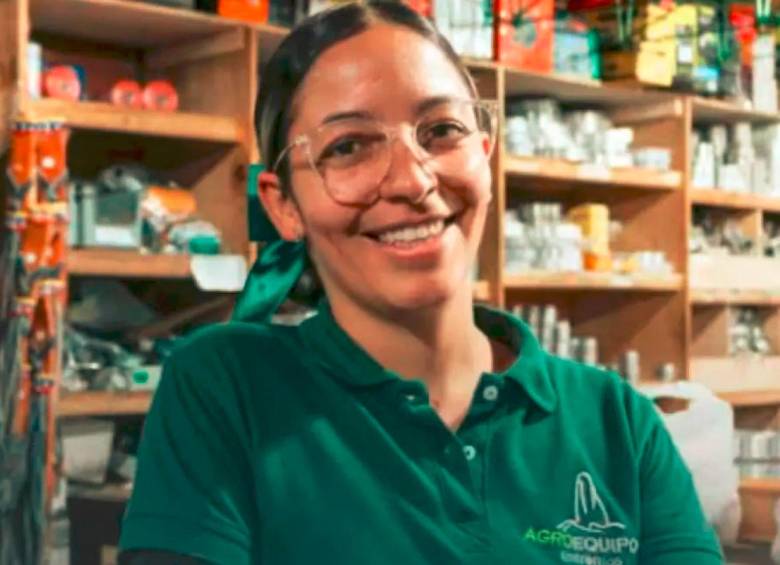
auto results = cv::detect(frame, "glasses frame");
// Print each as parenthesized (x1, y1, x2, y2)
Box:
(271, 98, 499, 205)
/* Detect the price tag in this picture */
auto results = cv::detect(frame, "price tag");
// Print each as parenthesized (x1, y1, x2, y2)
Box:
(191, 254, 247, 292)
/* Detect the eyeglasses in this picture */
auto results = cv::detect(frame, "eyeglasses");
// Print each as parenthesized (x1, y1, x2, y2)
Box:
(272, 98, 498, 205)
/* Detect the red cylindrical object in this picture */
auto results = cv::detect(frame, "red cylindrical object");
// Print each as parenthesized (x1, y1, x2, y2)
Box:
(110, 79, 144, 109)
(143, 80, 179, 112)
(42, 66, 81, 101)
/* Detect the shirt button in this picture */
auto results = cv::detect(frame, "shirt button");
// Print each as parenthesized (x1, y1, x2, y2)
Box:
(463, 445, 477, 461)
(482, 385, 499, 401)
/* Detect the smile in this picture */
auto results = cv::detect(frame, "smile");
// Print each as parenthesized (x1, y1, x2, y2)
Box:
(367, 215, 458, 247)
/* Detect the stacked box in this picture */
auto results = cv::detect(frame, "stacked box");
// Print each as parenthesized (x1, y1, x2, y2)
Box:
(434, 0, 494, 60)
(493, 0, 554, 72)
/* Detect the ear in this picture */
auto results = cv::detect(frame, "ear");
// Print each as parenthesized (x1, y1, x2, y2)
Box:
(257, 171, 304, 241)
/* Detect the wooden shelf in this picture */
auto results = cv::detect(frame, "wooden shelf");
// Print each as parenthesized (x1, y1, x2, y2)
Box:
(692, 97, 780, 125)
(503, 67, 672, 107)
(741, 477, 780, 495)
(25, 99, 242, 144)
(67, 249, 192, 278)
(30, 0, 243, 49)
(691, 188, 780, 213)
(718, 390, 780, 407)
(504, 271, 683, 292)
(504, 155, 682, 191)
(739, 477, 780, 543)
(691, 288, 780, 306)
(58, 391, 152, 417)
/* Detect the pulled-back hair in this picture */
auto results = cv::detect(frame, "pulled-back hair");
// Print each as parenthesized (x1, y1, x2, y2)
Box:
(255, 1, 477, 193)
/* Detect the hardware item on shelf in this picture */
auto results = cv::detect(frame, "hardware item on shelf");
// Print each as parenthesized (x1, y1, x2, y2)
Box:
(69, 165, 148, 249)
(735, 429, 780, 479)
(567, 203, 610, 272)
(505, 203, 583, 274)
(504, 98, 671, 170)
(764, 217, 780, 258)
(693, 122, 780, 197)
(42, 65, 82, 101)
(110, 80, 144, 109)
(554, 13, 600, 79)
(1, 118, 70, 565)
(689, 208, 755, 256)
(494, 0, 553, 72)
(62, 326, 166, 394)
(586, 2, 723, 94)
(728, 307, 773, 356)
(433, 0, 494, 59)
(142, 80, 179, 112)
(217, 0, 268, 22)
(27, 42, 42, 100)
(656, 363, 676, 382)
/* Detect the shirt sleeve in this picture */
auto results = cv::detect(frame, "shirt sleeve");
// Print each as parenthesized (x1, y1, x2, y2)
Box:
(633, 392, 724, 564)
(119, 352, 256, 565)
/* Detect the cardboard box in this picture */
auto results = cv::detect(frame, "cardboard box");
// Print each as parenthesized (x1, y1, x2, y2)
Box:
(493, 0, 554, 72)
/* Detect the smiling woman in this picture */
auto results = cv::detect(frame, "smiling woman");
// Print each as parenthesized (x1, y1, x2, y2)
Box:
(117, 3, 723, 565)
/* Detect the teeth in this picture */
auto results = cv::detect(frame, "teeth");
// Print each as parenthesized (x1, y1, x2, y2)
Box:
(377, 220, 445, 244)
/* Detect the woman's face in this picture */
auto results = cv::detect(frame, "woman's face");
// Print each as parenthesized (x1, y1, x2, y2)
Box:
(276, 24, 492, 314)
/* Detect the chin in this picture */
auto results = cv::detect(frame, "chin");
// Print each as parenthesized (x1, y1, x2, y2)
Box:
(381, 272, 465, 311)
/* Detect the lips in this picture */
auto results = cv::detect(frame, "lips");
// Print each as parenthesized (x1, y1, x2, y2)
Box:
(363, 213, 458, 245)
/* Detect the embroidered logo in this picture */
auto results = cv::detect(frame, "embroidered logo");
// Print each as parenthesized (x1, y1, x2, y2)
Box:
(523, 471, 639, 564)
(557, 472, 627, 534)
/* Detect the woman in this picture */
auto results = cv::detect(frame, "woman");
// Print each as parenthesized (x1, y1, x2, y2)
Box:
(118, 3, 722, 564)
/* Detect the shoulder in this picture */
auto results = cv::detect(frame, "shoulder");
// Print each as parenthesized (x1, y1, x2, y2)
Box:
(544, 354, 661, 446)
(158, 320, 306, 400)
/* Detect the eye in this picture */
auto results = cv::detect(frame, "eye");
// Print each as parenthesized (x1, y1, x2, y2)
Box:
(317, 133, 385, 167)
(418, 120, 470, 150)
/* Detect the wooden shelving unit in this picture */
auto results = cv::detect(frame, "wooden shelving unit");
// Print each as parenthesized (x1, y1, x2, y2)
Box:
(739, 478, 780, 543)
(67, 249, 193, 278)
(25, 99, 244, 143)
(504, 272, 683, 292)
(718, 390, 780, 407)
(504, 155, 682, 191)
(58, 391, 153, 417)
(691, 288, 780, 306)
(691, 97, 780, 124)
(690, 188, 780, 213)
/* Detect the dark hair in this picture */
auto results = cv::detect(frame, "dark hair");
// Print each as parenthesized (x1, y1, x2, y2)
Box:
(255, 1, 477, 194)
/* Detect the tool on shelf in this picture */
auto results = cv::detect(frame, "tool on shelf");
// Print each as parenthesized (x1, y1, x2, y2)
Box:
(1, 118, 70, 565)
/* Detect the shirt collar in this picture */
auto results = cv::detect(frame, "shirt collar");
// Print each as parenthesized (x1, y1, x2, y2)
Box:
(299, 300, 558, 414)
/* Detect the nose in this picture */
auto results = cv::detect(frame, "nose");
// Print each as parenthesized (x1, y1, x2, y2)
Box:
(377, 130, 436, 204)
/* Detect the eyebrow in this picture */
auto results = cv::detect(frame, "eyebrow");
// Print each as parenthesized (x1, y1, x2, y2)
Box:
(319, 96, 460, 126)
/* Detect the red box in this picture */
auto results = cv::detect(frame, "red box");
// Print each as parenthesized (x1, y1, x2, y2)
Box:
(494, 0, 555, 73)
(404, 0, 432, 17)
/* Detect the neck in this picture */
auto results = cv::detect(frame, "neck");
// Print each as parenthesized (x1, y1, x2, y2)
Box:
(328, 284, 492, 402)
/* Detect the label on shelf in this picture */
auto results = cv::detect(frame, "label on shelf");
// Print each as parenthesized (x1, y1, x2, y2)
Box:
(190, 255, 247, 292)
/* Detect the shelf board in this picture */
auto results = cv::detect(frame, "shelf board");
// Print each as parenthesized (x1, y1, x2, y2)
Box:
(504, 272, 683, 292)
(718, 390, 780, 407)
(503, 67, 672, 107)
(691, 97, 780, 125)
(741, 477, 780, 495)
(30, 0, 243, 49)
(691, 288, 780, 306)
(68, 249, 192, 278)
(25, 99, 242, 144)
(504, 155, 681, 191)
(690, 188, 780, 213)
(58, 391, 152, 417)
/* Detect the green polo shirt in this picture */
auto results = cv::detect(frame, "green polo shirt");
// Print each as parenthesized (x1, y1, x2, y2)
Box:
(119, 302, 722, 564)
